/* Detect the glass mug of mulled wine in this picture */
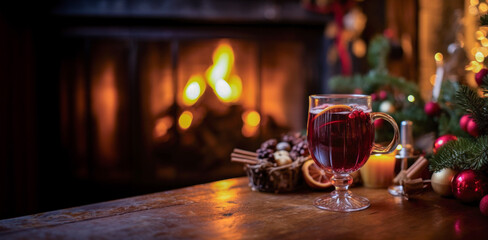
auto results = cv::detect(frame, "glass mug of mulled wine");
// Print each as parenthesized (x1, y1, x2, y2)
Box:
(307, 94, 399, 212)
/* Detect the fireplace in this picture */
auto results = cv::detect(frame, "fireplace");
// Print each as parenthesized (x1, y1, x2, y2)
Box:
(50, 0, 332, 202)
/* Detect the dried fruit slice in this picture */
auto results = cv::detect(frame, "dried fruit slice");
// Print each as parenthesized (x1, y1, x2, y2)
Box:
(302, 160, 333, 189)
(312, 104, 352, 121)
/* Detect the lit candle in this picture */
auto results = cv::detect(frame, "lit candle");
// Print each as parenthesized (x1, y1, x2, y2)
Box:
(360, 153, 396, 188)
(432, 53, 444, 102)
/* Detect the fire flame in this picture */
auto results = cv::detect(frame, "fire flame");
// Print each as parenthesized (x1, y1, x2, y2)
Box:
(178, 111, 193, 130)
(242, 110, 260, 137)
(181, 41, 242, 105)
(182, 75, 206, 106)
(154, 116, 173, 138)
(206, 42, 241, 103)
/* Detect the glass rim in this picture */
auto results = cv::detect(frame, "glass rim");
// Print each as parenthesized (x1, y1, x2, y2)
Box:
(309, 94, 371, 99)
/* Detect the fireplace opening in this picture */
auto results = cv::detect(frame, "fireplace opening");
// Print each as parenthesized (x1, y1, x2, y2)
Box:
(58, 26, 327, 201)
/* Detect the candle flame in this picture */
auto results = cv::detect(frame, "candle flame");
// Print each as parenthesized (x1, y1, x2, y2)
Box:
(434, 53, 443, 62)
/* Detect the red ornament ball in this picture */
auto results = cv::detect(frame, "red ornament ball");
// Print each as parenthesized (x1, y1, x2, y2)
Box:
(459, 114, 472, 132)
(467, 119, 480, 137)
(433, 134, 458, 153)
(371, 93, 378, 101)
(374, 118, 385, 128)
(481, 195, 488, 216)
(451, 170, 488, 203)
(424, 101, 441, 116)
(475, 68, 488, 86)
(379, 90, 388, 100)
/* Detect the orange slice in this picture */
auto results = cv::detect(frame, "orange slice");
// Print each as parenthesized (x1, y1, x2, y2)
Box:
(302, 160, 333, 189)
(312, 104, 352, 121)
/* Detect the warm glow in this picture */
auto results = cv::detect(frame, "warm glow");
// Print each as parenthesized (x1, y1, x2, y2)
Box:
(215, 79, 232, 101)
(471, 0, 479, 6)
(476, 51, 485, 62)
(228, 75, 242, 102)
(182, 75, 206, 106)
(206, 42, 235, 88)
(242, 124, 259, 137)
(434, 52, 443, 62)
(407, 95, 415, 102)
(92, 60, 118, 163)
(480, 3, 488, 13)
(470, 61, 483, 73)
(154, 116, 173, 138)
(352, 39, 367, 58)
(178, 111, 193, 130)
(476, 30, 486, 40)
(396, 144, 403, 151)
(482, 38, 488, 47)
(469, 5, 479, 15)
(242, 110, 261, 127)
(430, 74, 437, 85)
(204, 41, 242, 103)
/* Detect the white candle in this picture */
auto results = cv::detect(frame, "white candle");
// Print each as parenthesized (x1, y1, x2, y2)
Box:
(432, 53, 444, 102)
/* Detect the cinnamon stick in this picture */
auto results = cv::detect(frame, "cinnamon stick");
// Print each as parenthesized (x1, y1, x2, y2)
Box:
(231, 157, 259, 164)
(233, 148, 258, 157)
(231, 153, 258, 161)
(406, 157, 428, 179)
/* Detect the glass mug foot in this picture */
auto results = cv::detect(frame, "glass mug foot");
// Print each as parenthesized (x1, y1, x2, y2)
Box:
(314, 190, 370, 212)
(388, 185, 404, 196)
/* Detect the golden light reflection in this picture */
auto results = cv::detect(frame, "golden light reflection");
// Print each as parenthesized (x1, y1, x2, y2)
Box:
(396, 144, 403, 151)
(92, 61, 118, 163)
(153, 116, 173, 138)
(182, 74, 206, 106)
(178, 111, 193, 130)
(205, 179, 243, 239)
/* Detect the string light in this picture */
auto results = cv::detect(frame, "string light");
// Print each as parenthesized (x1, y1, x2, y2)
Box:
(407, 95, 415, 102)
(476, 51, 485, 62)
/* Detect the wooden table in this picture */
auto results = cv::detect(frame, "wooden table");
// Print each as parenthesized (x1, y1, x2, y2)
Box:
(1, 177, 487, 239)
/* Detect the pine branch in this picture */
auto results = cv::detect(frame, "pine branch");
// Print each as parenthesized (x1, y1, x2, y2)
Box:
(429, 136, 488, 172)
(482, 75, 488, 95)
(481, 14, 488, 26)
(455, 86, 488, 134)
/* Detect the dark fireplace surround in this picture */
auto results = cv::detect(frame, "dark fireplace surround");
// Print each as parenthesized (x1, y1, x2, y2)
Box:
(2, 0, 332, 216)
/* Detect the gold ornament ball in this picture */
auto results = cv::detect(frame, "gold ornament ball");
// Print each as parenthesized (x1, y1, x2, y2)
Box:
(379, 101, 395, 113)
(431, 168, 458, 196)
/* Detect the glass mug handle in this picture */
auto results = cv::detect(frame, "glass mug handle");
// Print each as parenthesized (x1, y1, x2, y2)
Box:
(371, 112, 399, 154)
